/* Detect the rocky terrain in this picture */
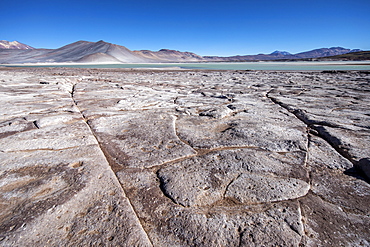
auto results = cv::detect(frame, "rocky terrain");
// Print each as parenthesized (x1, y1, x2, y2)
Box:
(0, 68, 369, 246)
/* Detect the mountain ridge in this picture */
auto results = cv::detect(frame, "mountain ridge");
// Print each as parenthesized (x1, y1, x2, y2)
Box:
(0, 40, 365, 64)
(0, 40, 34, 50)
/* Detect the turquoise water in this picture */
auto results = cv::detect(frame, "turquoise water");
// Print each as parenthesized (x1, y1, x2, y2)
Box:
(4, 61, 370, 70)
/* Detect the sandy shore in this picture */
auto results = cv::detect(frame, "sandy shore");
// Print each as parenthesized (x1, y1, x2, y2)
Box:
(1, 68, 369, 246)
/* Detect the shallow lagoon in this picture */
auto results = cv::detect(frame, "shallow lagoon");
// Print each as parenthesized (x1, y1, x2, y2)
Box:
(4, 61, 370, 70)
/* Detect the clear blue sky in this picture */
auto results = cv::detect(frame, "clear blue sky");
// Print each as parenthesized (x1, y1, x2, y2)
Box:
(1, 0, 369, 56)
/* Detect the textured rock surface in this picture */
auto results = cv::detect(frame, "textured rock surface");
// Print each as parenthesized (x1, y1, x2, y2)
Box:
(0, 68, 369, 246)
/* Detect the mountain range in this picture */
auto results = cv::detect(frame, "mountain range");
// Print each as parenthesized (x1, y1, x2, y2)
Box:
(0, 40, 363, 64)
(205, 47, 362, 61)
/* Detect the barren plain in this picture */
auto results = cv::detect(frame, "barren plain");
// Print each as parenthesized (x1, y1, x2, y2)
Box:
(0, 68, 369, 246)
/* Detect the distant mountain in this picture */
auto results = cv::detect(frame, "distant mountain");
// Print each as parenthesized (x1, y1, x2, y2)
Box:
(206, 47, 363, 62)
(316, 50, 370, 61)
(294, 47, 361, 59)
(270, 51, 292, 56)
(0, 40, 34, 49)
(0, 40, 364, 64)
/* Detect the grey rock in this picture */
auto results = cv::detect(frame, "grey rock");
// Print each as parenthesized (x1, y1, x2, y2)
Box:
(308, 135, 353, 170)
(299, 193, 370, 246)
(118, 168, 305, 247)
(357, 158, 370, 181)
(225, 173, 309, 203)
(157, 149, 308, 207)
(88, 112, 196, 169)
(176, 111, 307, 152)
(198, 105, 233, 118)
(310, 166, 370, 215)
(314, 125, 370, 164)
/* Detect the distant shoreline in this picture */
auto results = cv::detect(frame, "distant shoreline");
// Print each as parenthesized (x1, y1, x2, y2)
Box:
(2, 61, 370, 71)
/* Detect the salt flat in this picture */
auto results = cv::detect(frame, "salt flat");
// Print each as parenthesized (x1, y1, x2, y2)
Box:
(0, 68, 369, 246)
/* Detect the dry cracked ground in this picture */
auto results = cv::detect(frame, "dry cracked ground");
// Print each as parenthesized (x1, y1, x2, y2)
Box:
(0, 67, 369, 246)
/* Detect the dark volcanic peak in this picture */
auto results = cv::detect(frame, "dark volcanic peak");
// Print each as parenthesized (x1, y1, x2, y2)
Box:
(159, 49, 183, 54)
(96, 39, 108, 43)
(0, 40, 34, 49)
(270, 50, 291, 56)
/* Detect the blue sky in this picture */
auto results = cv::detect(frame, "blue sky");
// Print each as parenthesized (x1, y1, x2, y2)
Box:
(1, 0, 369, 56)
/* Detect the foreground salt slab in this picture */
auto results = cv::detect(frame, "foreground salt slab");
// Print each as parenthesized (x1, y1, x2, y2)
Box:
(88, 112, 196, 169)
(0, 70, 152, 246)
(157, 149, 309, 207)
(0, 68, 369, 246)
